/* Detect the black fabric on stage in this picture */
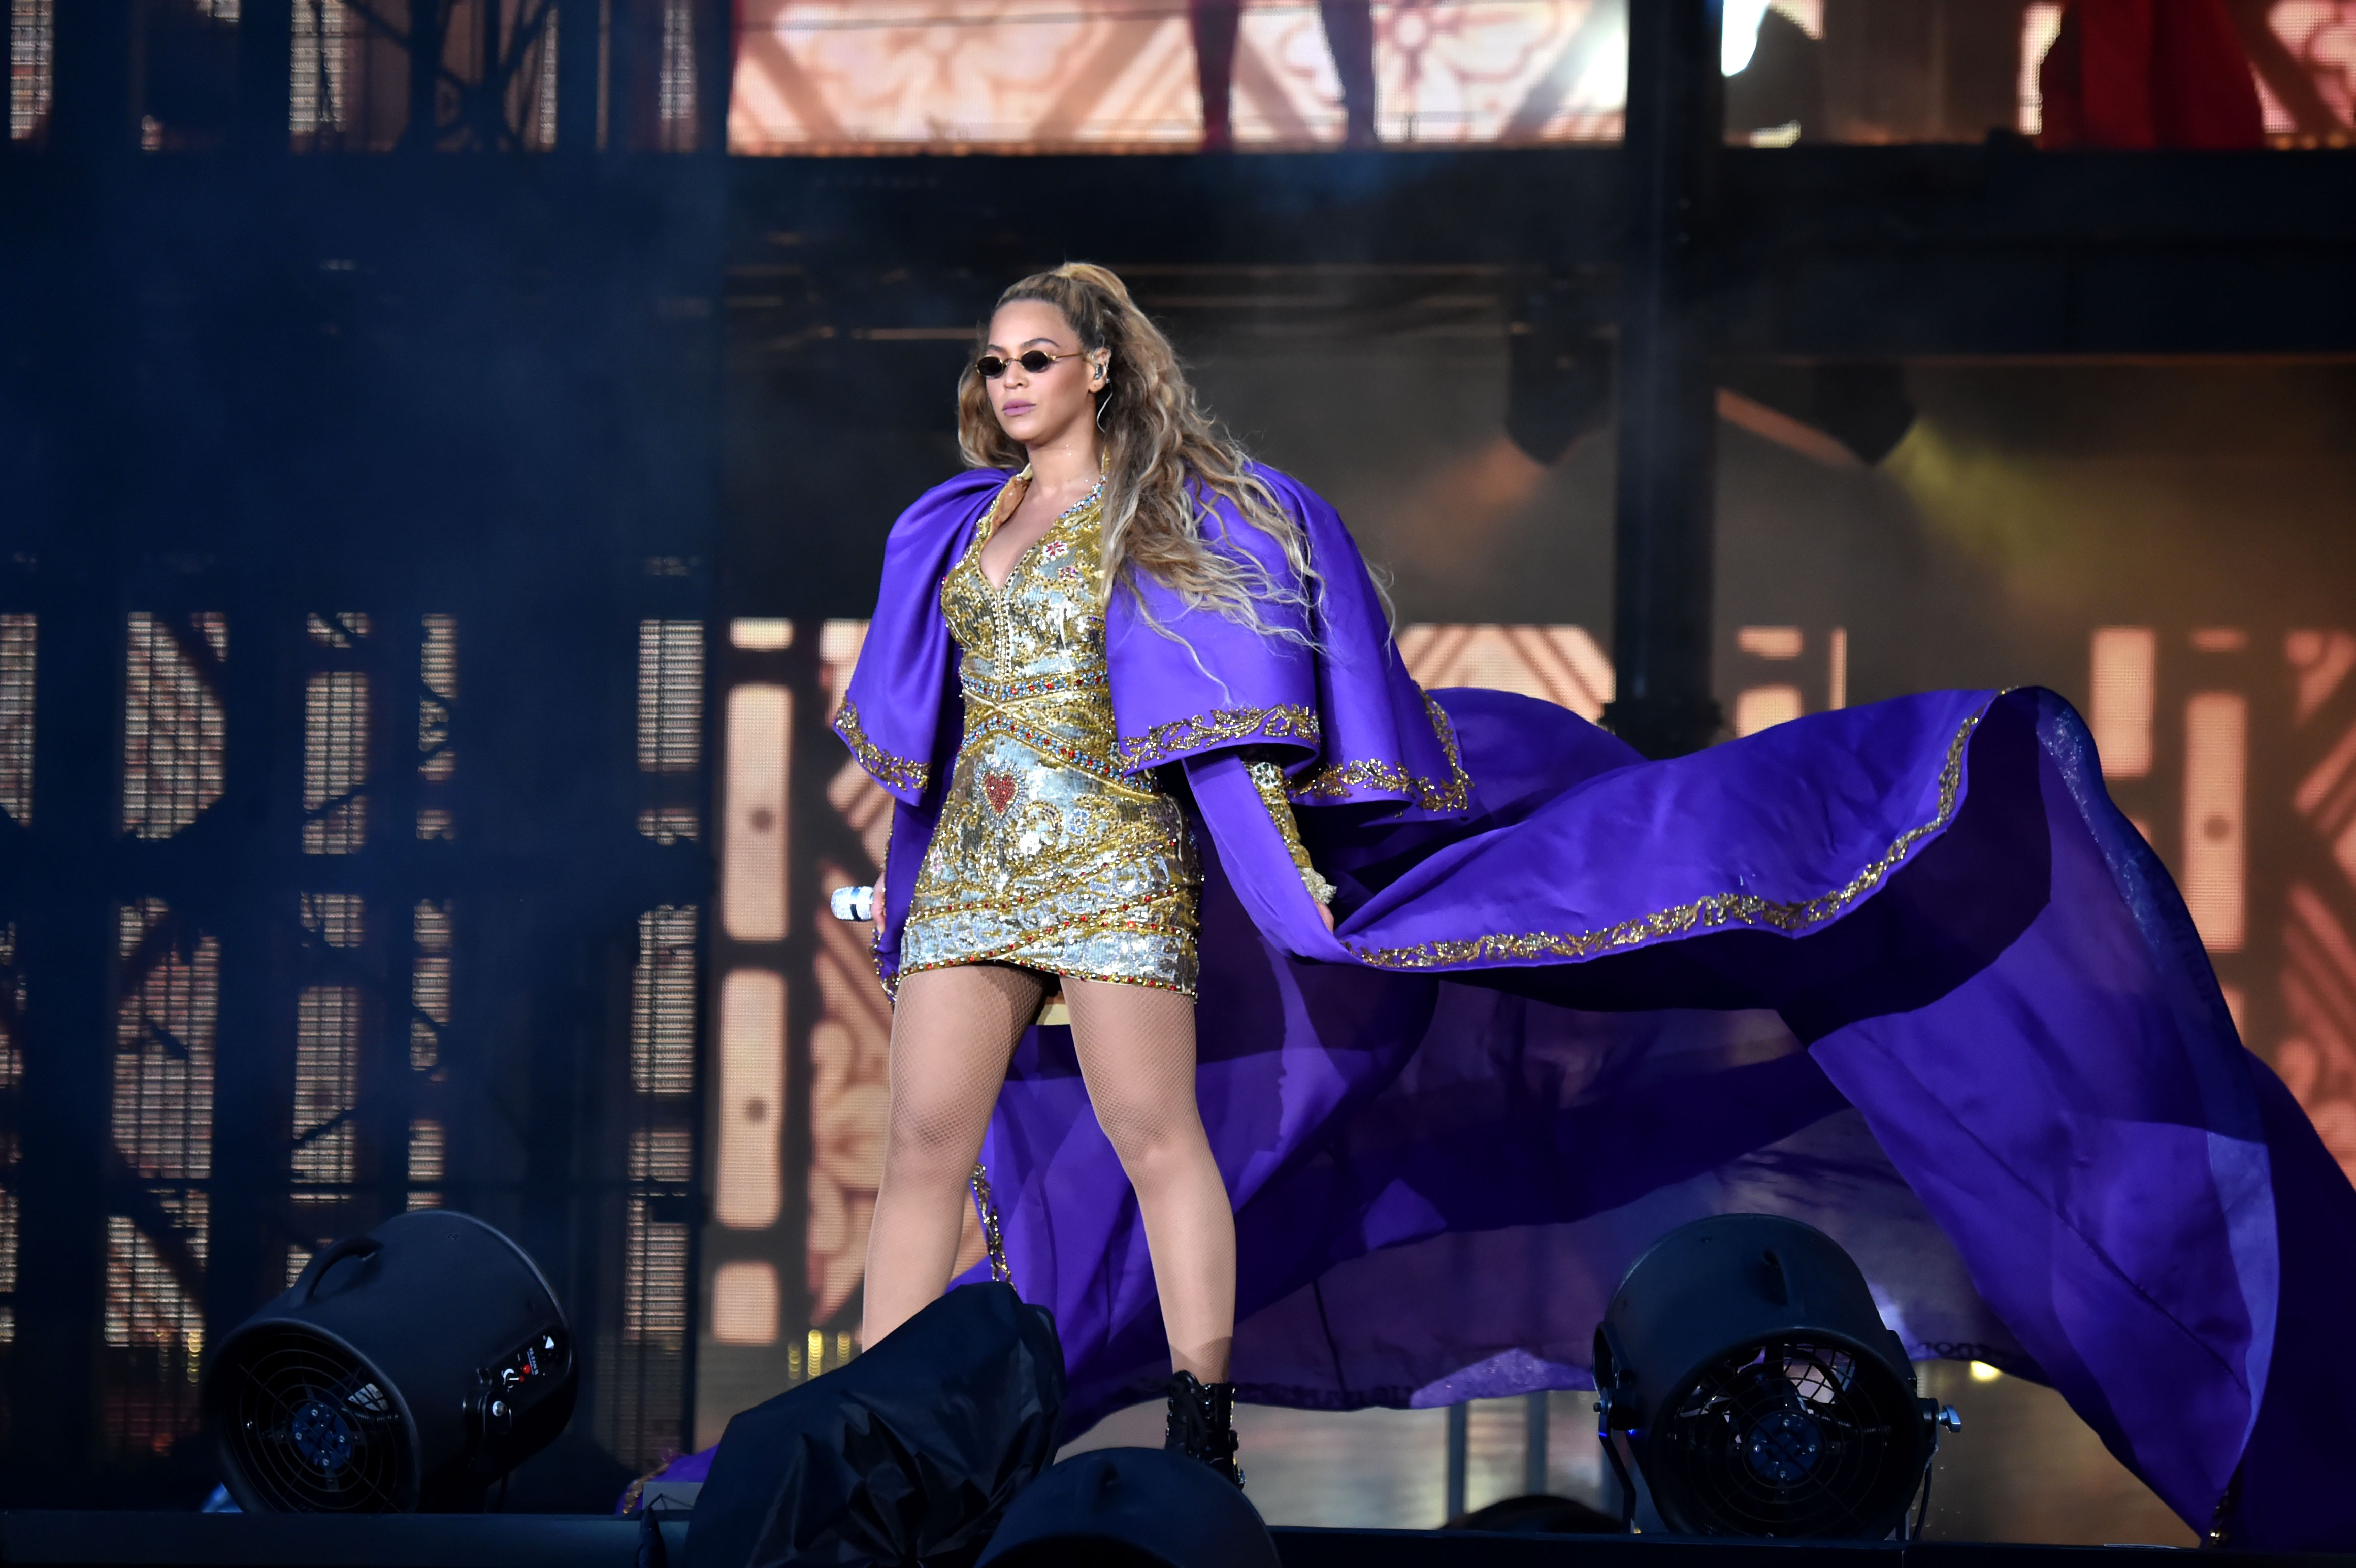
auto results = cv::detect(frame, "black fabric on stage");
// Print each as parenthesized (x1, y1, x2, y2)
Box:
(975, 1448, 1281, 1568)
(686, 1284, 1065, 1568)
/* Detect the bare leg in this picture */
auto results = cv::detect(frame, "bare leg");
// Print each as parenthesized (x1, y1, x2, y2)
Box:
(1189, 0, 1242, 150)
(1064, 977, 1236, 1382)
(859, 964, 1046, 1350)
(1321, 0, 1378, 146)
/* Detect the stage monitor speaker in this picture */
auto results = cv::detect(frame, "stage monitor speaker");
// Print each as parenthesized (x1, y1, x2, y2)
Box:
(1594, 1214, 1941, 1540)
(202, 1210, 578, 1514)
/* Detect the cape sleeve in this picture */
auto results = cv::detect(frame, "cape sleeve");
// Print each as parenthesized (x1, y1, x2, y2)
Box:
(831, 470, 1009, 806)
(1100, 497, 1322, 773)
(1104, 464, 1469, 819)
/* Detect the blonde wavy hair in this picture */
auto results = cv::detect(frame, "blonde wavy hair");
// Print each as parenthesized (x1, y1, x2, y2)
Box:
(956, 263, 1317, 644)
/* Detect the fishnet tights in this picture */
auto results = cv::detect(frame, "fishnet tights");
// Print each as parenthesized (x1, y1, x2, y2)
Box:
(860, 966, 1237, 1382)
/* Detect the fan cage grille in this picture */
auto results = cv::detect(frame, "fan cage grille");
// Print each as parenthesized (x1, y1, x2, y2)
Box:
(1647, 1336, 1923, 1539)
(215, 1326, 416, 1513)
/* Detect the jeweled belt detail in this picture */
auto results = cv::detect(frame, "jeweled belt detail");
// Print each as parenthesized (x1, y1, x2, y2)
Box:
(959, 709, 1136, 786)
(963, 668, 1109, 705)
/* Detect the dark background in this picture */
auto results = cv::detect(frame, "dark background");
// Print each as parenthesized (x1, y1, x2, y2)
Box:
(5, 0, 2356, 1518)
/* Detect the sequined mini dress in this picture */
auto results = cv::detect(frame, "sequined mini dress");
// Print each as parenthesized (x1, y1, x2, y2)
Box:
(899, 474, 1203, 995)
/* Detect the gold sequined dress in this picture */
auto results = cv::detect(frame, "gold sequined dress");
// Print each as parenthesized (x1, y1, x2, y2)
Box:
(899, 473, 1204, 994)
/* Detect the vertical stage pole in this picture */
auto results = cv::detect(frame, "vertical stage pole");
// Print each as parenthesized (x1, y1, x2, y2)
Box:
(400, 0, 444, 151)
(697, 0, 734, 158)
(1605, 0, 1725, 759)
(1525, 1389, 1549, 1495)
(557, 0, 604, 152)
(48, 0, 137, 157)
(1445, 1400, 1470, 1521)
(235, 0, 293, 155)
(12, 582, 117, 1495)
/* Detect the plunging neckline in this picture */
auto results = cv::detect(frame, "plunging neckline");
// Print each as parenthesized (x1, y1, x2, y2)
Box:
(975, 470, 1102, 596)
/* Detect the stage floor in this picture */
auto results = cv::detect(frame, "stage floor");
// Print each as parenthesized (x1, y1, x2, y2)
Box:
(1, 1514, 2345, 1568)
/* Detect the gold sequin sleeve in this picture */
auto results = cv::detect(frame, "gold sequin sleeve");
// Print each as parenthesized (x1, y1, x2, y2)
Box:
(1249, 758, 1337, 906)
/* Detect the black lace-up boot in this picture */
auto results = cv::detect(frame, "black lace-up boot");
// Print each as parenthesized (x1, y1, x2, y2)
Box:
(1162, 1369, 1242, 1487)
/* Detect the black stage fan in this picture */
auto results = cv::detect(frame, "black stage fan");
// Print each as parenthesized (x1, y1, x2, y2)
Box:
(1594, 1214, 1953, 1540)
(202, 1210, 577, 1513)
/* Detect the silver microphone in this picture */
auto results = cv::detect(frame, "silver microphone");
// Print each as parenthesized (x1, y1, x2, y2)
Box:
(829, 885, 876, 922)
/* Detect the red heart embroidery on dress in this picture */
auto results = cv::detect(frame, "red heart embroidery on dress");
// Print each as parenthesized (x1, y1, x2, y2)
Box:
(982, 771, 1018, 814)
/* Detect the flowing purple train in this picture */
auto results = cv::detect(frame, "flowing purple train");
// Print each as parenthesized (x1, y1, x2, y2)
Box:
(826, 464, 2356, 1552)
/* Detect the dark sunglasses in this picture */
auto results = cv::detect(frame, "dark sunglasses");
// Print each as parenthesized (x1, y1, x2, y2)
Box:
(975, 348, 1090, 379)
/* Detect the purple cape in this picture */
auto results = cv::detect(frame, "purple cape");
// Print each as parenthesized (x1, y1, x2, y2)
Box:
(836, 467, 2356, 1550)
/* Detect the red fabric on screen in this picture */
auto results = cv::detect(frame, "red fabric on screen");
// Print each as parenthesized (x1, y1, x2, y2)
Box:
(2039, 0, 2266, 149)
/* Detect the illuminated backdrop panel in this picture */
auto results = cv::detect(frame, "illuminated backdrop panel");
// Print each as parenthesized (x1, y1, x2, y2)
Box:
(728, 0, 1630, 154)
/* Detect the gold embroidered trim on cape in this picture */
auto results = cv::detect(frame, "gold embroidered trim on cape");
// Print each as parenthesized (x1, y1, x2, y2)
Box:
(1116, 703, 1321, 771)
(1289, 692, 1472, 814)
(1347, 707, 1982, 970)
(835, 698, 929, 793)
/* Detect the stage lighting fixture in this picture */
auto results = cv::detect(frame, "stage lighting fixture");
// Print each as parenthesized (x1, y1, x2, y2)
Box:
(1594, 1214, 1953, 1540)
(1506, 281, 1613, 466)
(1720, 363, 1917, 466)
(203, 1210, 577, 1513)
